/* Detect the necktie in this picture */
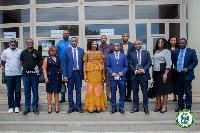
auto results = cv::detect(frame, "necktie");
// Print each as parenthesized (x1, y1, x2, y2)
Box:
(177, 50, 184, 72)
(138, 50, 141, 65)
(73, 48, 77, 70)
(116, 52, 119, 64)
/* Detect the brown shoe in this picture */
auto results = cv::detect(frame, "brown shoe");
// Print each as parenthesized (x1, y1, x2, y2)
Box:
(107, 96, 110, 101)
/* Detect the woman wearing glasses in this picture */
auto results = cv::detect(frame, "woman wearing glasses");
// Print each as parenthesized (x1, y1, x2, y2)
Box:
(152, 38, 172, 113)
(43, 45, 62, 114)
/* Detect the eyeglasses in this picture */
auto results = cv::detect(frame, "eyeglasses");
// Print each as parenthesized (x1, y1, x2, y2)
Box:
(50, 50, 56, 52)
(26, 42, 33, 44)
(114, 45, 120, 47)
(10, 41, 16, 43)
(158, 41, 164, 44)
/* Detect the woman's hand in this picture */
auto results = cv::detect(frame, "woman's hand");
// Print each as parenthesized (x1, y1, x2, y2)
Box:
(102, 75, 105, 81)
(84, 75, 88, 82)
(45, 78, 49, 85)
(162, 75, 167, 83)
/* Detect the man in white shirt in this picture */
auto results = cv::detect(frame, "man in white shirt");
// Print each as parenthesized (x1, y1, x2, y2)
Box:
(1, 38, 22, 113)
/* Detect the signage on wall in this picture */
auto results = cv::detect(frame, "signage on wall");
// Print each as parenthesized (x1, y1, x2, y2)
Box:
(51, 30, 64, 37)
(100, 29, 114, 35)
(3, 32, 16, 38)
(42, 42, 52, 56)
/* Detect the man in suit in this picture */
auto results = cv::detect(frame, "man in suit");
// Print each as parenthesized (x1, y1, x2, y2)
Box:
(129, 40, 152, 114)
(175, 38, 198, 112)
(120, 32, 135, 102)
(62, 37, 84, 113)
(106, 42, 129, 114)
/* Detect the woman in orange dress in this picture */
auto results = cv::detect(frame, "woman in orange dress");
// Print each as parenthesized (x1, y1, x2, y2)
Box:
(83, 40, 107, 113)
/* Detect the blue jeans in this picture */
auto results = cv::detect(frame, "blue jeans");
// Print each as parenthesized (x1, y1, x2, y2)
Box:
(22, 76, 39, 110)
(5, 75, 21, 109)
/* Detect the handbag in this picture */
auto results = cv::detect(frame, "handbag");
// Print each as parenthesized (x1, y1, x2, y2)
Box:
(61, 83, 66, 93)
(148, 81, 155, 99)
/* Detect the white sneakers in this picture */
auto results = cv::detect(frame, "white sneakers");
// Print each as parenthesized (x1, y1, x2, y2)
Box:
(15, 107, 19, 113)
(8, 108, 14, 113)
(8, 107, 20, 113)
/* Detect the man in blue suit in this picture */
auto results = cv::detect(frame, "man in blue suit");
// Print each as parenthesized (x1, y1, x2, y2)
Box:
(106, 42, 129, 114)
(129, 40, 152, 114)
(120, 32, 135, 102)
(62, 37, 84, 113)
(175, 38, 198, 112)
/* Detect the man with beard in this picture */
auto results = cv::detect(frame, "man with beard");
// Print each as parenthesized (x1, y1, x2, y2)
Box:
(98, 35, 113, 101)
(56, 30, 71, 103)
(120, 32, 135, 102)
(1, 38, 22, 113)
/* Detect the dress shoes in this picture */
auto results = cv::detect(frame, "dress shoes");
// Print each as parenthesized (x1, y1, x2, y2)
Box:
(110, 109, 117, 114)
(119, 109, 125, 114)
(125, 97, 132, 102)
(154, 107, 162, 112)
(107, 96, 110, 101)
(76, 108, 84, 113)
(130, 108, 139, 113)
(144, 109, 149, 114)
(33, 109, 39, 114)
(59, 98, 66, 103)
(67, 108, 75, 113)
(22, 109, 30, 115)
(160, 109, 167, 113)
(175, 107, 184, 112)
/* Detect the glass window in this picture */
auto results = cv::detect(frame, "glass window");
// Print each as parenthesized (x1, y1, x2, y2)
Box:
(186, 4, 188, 19)
(136, 24, 147, 49)
(109, 39, 122, 45)
(85, 0, 127, 1)
(36, 0, 77, 4)
(0, 27, 19, 38)
(0, 9, 30, 24)
(153, 38, 160, 54)
(36, 25, 79, 37)
(135, 4, 180, 19)
(85, 24, 129, 35)
(85, 6, 129, 20)
(0, 0, 29, 6)
(36, 7, 78, 22)
(23, 27, 30, 49)
(169, 23, 180, 41)
(186, 23, 188, 40)
(151, 23, 165, 34)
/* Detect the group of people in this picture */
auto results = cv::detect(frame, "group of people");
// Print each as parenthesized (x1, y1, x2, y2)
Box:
(1, 30, 198, 115)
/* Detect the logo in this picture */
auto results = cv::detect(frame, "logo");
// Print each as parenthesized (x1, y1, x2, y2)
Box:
(176, 109, 195, 128)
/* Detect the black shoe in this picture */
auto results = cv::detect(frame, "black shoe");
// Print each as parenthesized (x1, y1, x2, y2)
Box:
(55, 107, 59, 113)
(59, 98, 66, 103)
(110, 109, 117, 114)
(33, 109, 39, 114)
(22, 109, 30, 115)
(144, 109, 149, 114)
(119, 109, 125, 114)
(67, 108, 75, 114)
(48, 107, 52, 114)
(173, 99, 177, 102)
(160, 109, 167, 113)
(175, 107, 184, 112)
(154, 107, 162, 112)
(125, 97, 132, 102)
(96, 110, 100, 113)
(76, 108, 84, 113)
(130, 108, 139, 113)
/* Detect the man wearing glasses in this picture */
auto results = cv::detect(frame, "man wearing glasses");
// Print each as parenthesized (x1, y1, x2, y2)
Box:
(106, 42, 128, 114)
(20, 38, 43, 115)
(1, 38, 22, 113)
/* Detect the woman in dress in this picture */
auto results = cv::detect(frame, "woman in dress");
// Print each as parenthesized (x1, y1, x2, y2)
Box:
(168, 36, 180, 102)
(83, 40, 107, 113)
(43, 45, 62, 113)
(153, 38, 172, 113)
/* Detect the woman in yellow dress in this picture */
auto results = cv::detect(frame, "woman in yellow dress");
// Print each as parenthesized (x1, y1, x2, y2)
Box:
(83, 40, 107, 113)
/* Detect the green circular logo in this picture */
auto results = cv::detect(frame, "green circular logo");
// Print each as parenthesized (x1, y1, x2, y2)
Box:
(176, 109, 195, 128)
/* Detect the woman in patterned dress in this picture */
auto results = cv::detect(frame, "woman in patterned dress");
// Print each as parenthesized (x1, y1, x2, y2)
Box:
(83, 40, 107, 113)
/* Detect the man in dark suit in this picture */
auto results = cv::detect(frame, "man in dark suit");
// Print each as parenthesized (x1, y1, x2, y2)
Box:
(129, 40, 152, 114)
(106, 42, 129, 114)
(62, 37, 84, 113)
(120, 32, 135, 102)
(175, 38, 198, 112)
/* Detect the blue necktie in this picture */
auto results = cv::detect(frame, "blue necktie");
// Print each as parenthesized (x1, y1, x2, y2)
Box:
(73, 48, 77, 70)
(177, 50, 184, 72)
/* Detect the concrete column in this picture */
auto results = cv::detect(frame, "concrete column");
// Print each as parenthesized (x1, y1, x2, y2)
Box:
(188, 0, 200, 93)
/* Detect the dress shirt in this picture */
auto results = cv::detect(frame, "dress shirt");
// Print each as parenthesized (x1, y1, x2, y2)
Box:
(177, 47, 187, 71)
(135, 50, 145, 74)
(72, 47, 79, 70)
(114, 51, 120, 60)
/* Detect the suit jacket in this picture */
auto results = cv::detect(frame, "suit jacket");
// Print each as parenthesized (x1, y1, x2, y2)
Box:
(120, 42, 135, 60)
(177, 48, 198, 80)
(106, 52, 129, 81)
(62, 47, 84, 79)
(129, 50, 152, 81)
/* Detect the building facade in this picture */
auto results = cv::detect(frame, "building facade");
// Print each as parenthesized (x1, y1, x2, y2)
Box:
(0, 0, 199, 93)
